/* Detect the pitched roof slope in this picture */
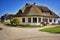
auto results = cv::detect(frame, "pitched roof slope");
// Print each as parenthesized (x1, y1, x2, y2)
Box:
(1, 14, 14, 19)
(15, 3, 59, 18)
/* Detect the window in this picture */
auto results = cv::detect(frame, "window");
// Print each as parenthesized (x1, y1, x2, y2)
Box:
(33, 18, 37, 23)
(43, 18, 48, 22)
(49, 19, 52, 22)
(28, 18, 31, 23)
(22, 18, 25, 23)
(54, 19, 56, 22)
(39, 18, 41, 22)
(43, 11, 49, 14)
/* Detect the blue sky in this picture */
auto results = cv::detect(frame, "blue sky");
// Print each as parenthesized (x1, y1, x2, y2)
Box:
(0, 0, 60, 18)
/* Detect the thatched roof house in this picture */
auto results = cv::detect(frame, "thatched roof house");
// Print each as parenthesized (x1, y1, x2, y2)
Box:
(1, 14, 14, 22)
(1, 3, 60, 25)
(15, 3, 59, 18)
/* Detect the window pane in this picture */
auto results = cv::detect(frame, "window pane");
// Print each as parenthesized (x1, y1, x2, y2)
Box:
(28, 18, 31, 23)
(43, 18, 48, 22)
(54, 19, 56, 22)
(33, 18, 37, 23)
(49, 19, 52, 22)
(43, 11, 52, 15)
(22, 18, 25, 23)
(39, 18, 41, 22)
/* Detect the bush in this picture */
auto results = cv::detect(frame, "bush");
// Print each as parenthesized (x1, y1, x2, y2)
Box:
(10, 21, 13, 25)
(10, 18, 20, 26)
(40, 21, 44, 26)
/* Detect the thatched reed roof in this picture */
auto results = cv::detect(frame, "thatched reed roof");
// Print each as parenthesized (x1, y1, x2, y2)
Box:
(15, 3, 59, 18)
(1, 14, 14, 20)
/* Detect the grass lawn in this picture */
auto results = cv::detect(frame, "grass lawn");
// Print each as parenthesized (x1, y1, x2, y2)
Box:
(39, 26, 60, 34)
(0, 22, 43, 28)
(0, 27, 3, 30)
(1, 22, 10, 24)
(16, 25, 42, 28)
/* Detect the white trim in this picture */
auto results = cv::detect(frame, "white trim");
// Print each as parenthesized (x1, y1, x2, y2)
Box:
(31, 17, 33, 23)
(37, 17, 39, 23)
(52, 18, 54, 23)
(41, 17, 43, 22)
(48, 18, 49, 23)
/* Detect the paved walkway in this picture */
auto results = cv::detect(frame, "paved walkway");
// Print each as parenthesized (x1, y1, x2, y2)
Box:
(0, 24, 60, 40)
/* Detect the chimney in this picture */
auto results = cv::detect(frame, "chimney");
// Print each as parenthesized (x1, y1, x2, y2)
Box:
(25, 3, 28, 6)
(33, 2, 36, 5)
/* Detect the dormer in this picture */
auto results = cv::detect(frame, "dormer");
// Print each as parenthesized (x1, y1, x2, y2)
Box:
(43, 11, 52, 15)
(16, 10, 22, 15)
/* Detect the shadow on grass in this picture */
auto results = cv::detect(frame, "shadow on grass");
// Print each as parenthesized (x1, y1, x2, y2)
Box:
(0, 22, 43, 28)
(4, 24, 16, 27)
(0, 27, 3, 30)
(4, 24, 42, 28)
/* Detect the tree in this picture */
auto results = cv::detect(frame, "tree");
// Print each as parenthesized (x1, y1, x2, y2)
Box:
(10, 18, 20, 26)
(1, 16, 4, 22)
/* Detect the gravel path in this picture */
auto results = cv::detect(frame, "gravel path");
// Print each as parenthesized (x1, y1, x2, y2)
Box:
(0, 24, 60, 40)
